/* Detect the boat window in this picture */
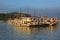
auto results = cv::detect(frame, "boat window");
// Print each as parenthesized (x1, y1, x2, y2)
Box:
(24, 21, 27, 24)
(38, 21, 40, 22)
(35, 21, 37, 22)
(47, 20, 50, 22)
(32, 21, 34, 22)
(41, 19, 43, 22)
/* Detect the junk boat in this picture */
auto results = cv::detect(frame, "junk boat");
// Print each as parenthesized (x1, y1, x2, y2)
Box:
(20, 17, 58, 27)
(39, 17, 57, 26)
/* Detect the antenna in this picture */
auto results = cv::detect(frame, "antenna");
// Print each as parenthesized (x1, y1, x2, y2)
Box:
(27, 8, 29, 14)
(20, 8, 21, 13)
(57, 12, 59, 19)
(34, 8, 36, 17)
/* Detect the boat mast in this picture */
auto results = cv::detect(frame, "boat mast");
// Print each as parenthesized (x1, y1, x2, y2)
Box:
(57, 12, 59, 19)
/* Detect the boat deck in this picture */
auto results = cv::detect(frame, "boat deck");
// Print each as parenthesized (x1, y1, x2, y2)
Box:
(7, 17, 58, 26)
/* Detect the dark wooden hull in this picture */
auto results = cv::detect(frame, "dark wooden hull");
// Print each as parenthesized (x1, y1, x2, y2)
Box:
(29, 24, 50, 27)
(29, 23, 57, 27)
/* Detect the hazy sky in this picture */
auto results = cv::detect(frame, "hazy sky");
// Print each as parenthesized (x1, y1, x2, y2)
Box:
(0, 0, 60, 15)
(0, 0, 60, 13)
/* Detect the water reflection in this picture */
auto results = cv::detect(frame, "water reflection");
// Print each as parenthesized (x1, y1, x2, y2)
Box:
(13, 24, 59, 40)
(0, 22, 60, 40)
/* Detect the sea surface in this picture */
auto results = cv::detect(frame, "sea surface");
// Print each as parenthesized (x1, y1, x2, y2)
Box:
(0, 22, 60, 40)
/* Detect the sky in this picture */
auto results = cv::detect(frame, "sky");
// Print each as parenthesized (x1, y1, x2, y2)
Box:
(0, 0, 60, 8)
(0, 0, 60, 17)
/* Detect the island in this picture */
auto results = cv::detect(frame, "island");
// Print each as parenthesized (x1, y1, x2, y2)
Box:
(0, 12, 31, 21)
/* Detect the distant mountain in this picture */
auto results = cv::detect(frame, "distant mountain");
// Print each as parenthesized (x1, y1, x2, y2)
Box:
(0, 12, 31, 21)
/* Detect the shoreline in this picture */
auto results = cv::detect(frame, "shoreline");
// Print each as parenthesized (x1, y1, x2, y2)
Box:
(0, 21, 4, 22)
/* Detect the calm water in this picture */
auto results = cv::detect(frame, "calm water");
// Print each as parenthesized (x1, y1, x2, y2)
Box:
(0, 22, 60, 40)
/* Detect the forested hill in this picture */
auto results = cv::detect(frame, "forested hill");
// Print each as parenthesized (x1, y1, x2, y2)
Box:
(0, 12, 31, 21)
